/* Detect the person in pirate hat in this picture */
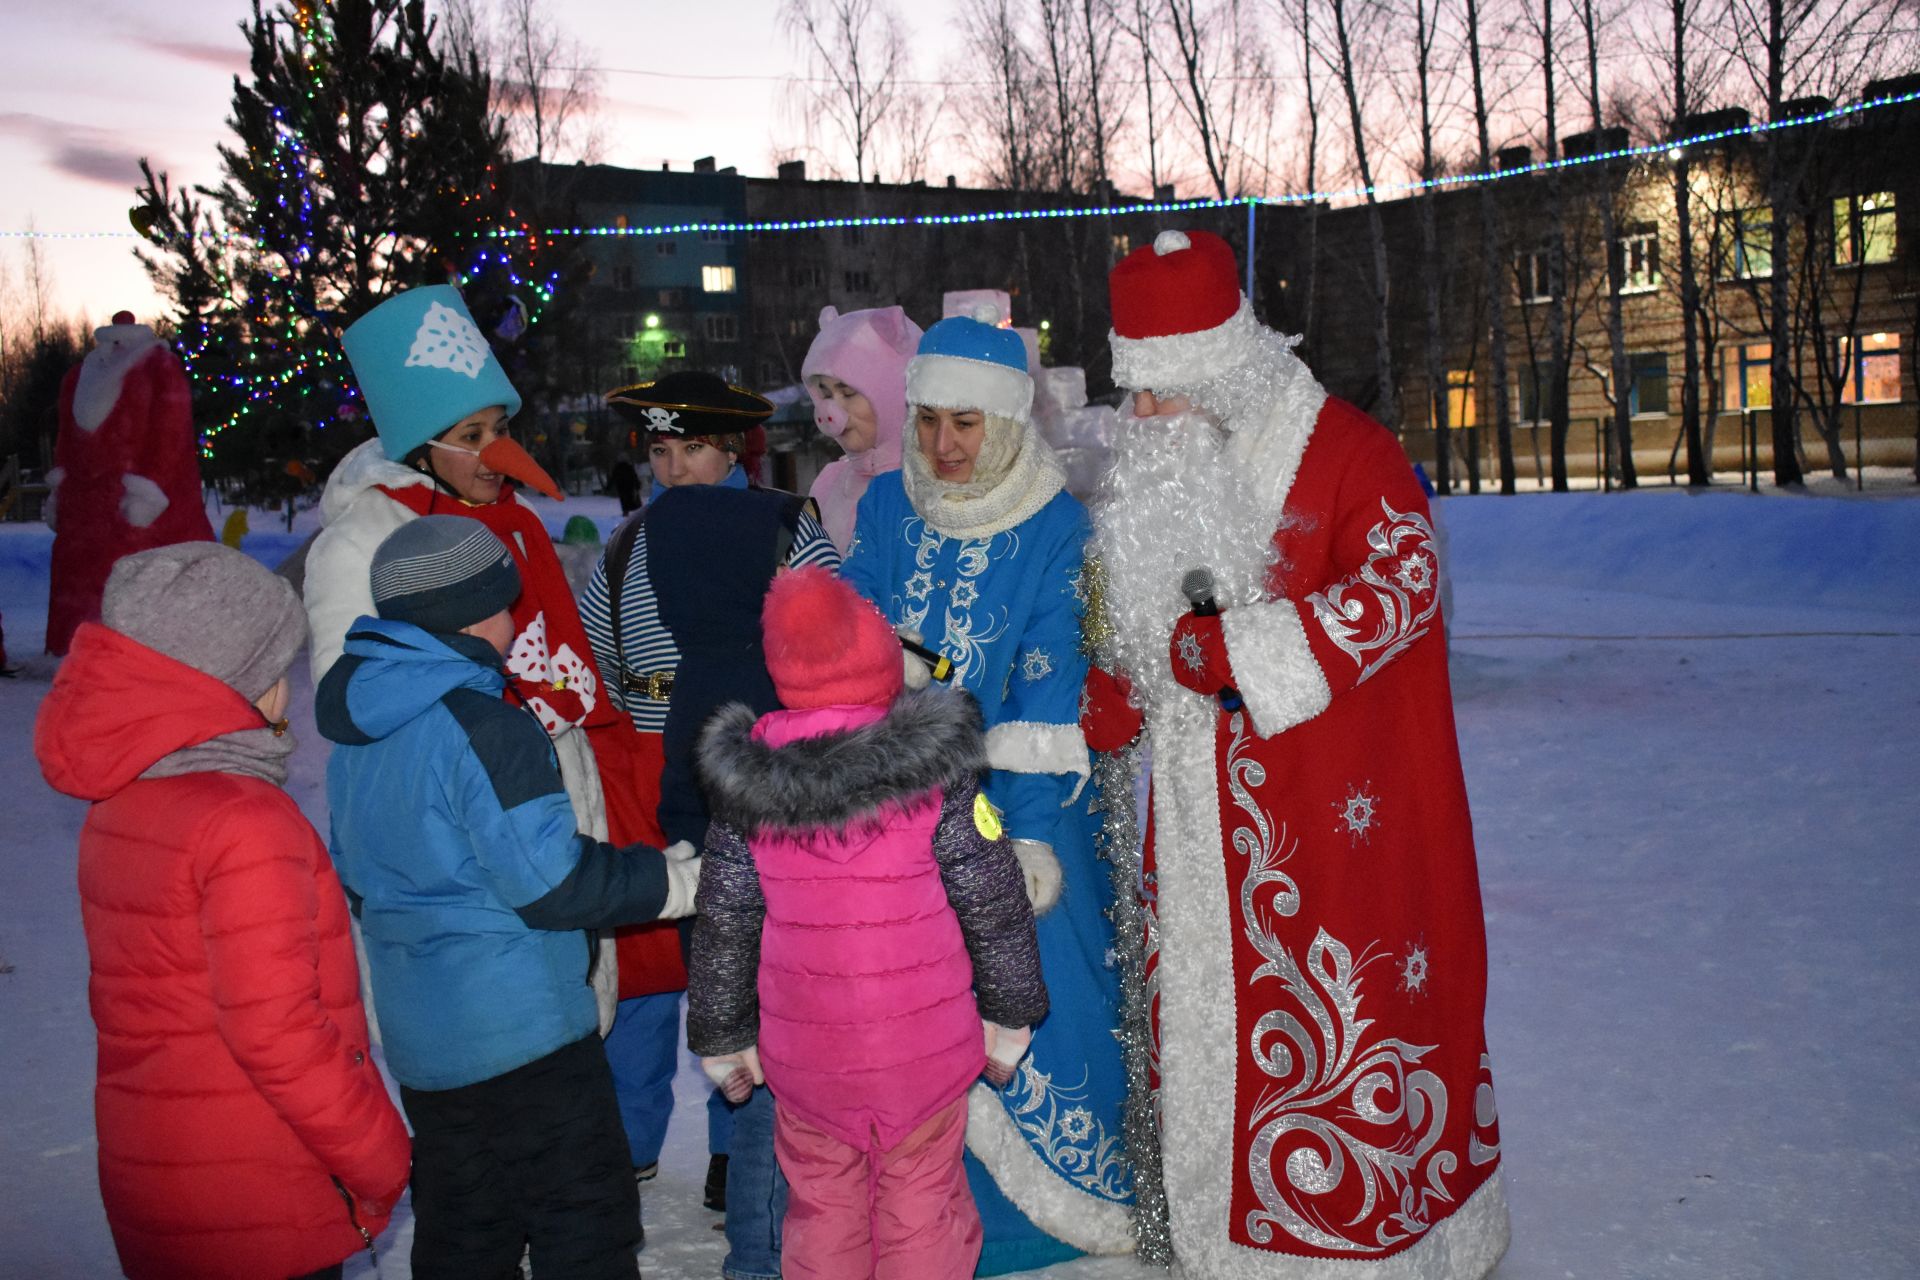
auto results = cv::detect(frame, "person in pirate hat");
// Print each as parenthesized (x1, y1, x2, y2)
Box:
(304, 284, 625, 1043)
(1082, 229, 1509, 1279)
(579, 370, 839, 1264)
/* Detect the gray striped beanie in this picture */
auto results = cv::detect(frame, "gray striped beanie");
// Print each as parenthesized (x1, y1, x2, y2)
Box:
(369, 515, 521, 634)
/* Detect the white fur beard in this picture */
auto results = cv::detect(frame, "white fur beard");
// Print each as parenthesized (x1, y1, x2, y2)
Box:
(1089, 412, 1278, 716)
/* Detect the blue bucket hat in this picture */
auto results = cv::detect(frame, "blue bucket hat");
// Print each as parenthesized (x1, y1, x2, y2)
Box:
(905, 308, 1034, 425)
(341, 285, 523, 460)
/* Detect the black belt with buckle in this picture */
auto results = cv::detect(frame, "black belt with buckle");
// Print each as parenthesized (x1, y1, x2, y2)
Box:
(622, 670, 675, 701)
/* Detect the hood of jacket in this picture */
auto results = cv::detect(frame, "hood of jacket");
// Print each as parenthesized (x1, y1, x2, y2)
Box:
(321, 437, 431, 526)
(696, 687, 987, 856)
(314, 618, 505, 745)
(35, 622, 271, 801)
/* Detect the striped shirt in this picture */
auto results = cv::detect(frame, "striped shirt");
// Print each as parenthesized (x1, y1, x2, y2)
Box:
(581, 507, 841, 733)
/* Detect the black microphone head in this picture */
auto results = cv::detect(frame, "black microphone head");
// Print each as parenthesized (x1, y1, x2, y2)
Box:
(1180, 567, 1215, 605)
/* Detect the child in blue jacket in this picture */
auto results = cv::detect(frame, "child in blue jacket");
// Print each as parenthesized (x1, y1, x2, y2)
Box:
(317, 515, 698, 1280)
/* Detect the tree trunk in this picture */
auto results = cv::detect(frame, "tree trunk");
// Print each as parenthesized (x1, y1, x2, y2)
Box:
(1467, 0, 1515, 492)
(1330, 0, 1395, 426)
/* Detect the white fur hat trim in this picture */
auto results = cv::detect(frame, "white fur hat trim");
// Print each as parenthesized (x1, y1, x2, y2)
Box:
(906, 353, 1035, 425)
(1108, 294, 1262, 393)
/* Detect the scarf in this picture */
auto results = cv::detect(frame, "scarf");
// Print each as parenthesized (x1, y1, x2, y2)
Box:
(378, 482, 617, 737)
(141, 723, 296, 788)
(901, 417, 1068, 540)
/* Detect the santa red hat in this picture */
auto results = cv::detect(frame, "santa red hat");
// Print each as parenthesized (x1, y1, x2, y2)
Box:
(1107, 229, 1260, 391)
(763, 567, 904, 710)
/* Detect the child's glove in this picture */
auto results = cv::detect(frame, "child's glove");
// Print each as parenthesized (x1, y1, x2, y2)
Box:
(1011, 839, 1062, 916)
(1081, 665, 1144, 752)
(660, 840, 702, 919)
(702, 1045, 763, 1105)
(897, 625, 932, 691)
(1169, 612, 1234, 696)
(981, 1022, 1033, 1088)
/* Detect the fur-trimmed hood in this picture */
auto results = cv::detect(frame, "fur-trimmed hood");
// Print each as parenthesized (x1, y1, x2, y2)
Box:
(697, 687, 987, 841)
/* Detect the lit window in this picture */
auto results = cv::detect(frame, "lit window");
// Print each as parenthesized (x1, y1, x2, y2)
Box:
(1628, 352, 1668, 416)
(1440, 369, 1476, 429)
(1722, 343, 1772, 411)
(1839, 332, 1901, 403)
(1720, 208, 1771, 279)
(1834, 192, 1896, 266)
(702, 265, 737, 294)
(1615, 229, 1659, 293)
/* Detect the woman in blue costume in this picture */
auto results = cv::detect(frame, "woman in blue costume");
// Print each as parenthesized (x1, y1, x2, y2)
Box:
(842, 311, 1135, 1273)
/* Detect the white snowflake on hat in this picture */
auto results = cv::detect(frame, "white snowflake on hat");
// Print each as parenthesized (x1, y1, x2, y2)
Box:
(405, 300, 490, 379)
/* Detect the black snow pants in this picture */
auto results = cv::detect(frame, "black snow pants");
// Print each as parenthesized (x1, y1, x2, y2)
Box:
(400, 1034, 641, 1280)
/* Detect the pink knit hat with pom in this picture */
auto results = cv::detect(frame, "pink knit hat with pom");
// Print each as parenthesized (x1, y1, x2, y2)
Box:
(800, 305, 922, 478)
(763, 567, 905, 710)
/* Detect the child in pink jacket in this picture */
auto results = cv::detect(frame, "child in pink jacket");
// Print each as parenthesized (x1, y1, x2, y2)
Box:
(689, 566, 1046, 1280)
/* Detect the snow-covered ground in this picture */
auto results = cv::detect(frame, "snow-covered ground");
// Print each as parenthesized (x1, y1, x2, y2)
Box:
(3, 485, 1917, 1279)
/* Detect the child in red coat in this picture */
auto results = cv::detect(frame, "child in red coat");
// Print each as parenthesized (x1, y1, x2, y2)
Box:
(35, 543, 411, 1280)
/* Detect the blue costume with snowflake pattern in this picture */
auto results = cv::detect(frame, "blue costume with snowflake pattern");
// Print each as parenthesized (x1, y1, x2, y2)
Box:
(844, 469, 1135, 1273)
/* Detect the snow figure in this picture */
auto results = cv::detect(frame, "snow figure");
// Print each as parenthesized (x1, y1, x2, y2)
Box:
(44, 312, 214, 655)
(1082, 230, 1510, 1278)
(801, 304, 922, 552)
(843, 309, 1135, 1274)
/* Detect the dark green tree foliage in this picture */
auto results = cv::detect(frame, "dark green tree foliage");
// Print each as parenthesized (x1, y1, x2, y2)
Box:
(135, 0, 584, 487)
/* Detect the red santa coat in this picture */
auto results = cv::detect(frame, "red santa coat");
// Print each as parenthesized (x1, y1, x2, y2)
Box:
(1112, 393, 1508, 1278)
(46, 324, 213, 655)
(35, 624, 411, 1279)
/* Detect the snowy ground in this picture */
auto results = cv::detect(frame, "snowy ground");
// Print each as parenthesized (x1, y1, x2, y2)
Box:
(2, 484, 1918, 1279)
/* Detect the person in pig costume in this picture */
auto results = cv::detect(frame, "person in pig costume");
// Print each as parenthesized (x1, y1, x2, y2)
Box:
(800, 305, 922, 553)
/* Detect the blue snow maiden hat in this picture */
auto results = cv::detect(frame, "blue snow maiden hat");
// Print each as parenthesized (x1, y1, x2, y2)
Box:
(905, 304, 1034, 425)
(341, 284, 523, 461)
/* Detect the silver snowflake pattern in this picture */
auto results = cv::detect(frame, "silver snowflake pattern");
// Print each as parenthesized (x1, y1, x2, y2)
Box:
(905, 570, 934, 602)
(1060, 1107, 1096, 1142)
(950, 578, 980, 609)
(1176, 630, 1207, 672)
(1333, 785, 1380, 844)
(1022, 647, 1055, 682)
(1399, 941, 1431, 996)
(1069, 568, 1090, 606)
(1394, 551, 1435, 594)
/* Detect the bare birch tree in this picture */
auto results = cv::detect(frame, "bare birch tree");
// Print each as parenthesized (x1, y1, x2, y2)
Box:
(1318, 0, 1398, 424)
(1467, 0, 1519, 491)
(783, 0, 910, 185)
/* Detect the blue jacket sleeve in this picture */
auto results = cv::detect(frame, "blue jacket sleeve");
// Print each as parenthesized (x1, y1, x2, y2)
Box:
(841, 482, 894, 617)
(442, 690, 669, 928)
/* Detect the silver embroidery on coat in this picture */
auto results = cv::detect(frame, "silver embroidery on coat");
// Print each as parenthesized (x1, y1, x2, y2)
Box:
(1307, 501, 1440, 684)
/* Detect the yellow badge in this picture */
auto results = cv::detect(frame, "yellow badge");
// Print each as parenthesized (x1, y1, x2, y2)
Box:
(973, 792, 1004, 841)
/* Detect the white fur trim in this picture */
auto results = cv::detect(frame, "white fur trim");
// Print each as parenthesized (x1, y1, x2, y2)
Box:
(45, 467, 65, 489)
(1010, 838, 1063, 915)
(1221, 359, 1327, 521)
(72, 325, 165, 431)
(1155, 229, 1191, 255)
(907, 352, 1035, 424)
(119, 474, 169, 528)
(985, 720, 1092, 802)
(965, 1083, 1137, 1255)
(1220, 598, 1331, 738)
(1109, 296, 1263, 393)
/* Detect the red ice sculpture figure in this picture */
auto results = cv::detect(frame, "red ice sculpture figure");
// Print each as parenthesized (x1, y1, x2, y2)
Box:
(44, 312, 214, 655)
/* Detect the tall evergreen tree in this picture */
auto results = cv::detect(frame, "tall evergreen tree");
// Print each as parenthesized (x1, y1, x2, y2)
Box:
(134, 0, 584, 486)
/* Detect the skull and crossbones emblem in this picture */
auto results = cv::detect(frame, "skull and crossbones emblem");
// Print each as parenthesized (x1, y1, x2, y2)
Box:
(644, 407, 680, 431)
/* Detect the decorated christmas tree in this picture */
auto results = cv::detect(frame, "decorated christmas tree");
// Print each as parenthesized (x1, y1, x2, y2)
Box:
(134, 0, 585, 489)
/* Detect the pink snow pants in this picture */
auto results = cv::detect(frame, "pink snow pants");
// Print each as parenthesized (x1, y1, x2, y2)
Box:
(774, 1095, 981, 1280)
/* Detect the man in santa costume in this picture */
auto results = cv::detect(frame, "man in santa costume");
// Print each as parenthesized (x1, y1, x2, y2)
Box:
(1081, 230, 1509, 1278)
(44, 312, 214, 655)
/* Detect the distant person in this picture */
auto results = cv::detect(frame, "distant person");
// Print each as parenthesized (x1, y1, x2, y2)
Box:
(316, 516, 702, 1279)
(610, 453, 643, 515)
(35, 542, 410, 1280)
(801, 304, 922, 552)
(690, 566, 1048, 1280)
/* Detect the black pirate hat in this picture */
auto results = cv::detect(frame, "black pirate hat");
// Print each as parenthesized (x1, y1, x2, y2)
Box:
(605, 370, 774, 437)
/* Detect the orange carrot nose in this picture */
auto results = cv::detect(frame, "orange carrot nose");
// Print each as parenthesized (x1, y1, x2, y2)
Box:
(480, 437, 564, 502)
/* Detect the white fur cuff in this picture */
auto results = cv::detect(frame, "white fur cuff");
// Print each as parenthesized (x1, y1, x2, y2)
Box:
(985, 720, 1092, 798)
(1221, 598, 1331, 737)
(119, 474, 170, 529)
(907, 353, 1034, 424)
(1109, 295, 1261, 392)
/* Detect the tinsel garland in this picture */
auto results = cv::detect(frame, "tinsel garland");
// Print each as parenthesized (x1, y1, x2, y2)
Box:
(1080, 553, 1173, 1268)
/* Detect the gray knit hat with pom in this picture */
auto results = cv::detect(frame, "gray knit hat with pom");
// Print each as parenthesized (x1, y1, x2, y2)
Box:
(369, 515, 521, 635)
(102, 542, 307, 702)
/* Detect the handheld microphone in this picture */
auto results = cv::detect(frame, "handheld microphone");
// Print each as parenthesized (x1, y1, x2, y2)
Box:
(1180, 567, 1243, 712)
(899, 635, 954, 683)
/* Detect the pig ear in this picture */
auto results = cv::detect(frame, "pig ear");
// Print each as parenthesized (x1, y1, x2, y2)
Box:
(818, 305, 840, 330)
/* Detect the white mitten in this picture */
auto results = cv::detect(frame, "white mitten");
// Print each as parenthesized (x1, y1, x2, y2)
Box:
(42, 468, 63, 531)
(659, 840, 702, 919)
(897, 625, 931, 691)
(120, 474, 170, 528)
(982, 1022, 1033, 1088)
(702, 1045, 764, 1104)
(1011, 839, 1063, 916)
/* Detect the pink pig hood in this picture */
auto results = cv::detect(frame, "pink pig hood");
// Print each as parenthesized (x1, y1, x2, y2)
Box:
(801, 305, 921, 478)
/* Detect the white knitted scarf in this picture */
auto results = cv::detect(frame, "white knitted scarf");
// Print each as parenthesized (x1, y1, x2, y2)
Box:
(902, 416, 1068, 539)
